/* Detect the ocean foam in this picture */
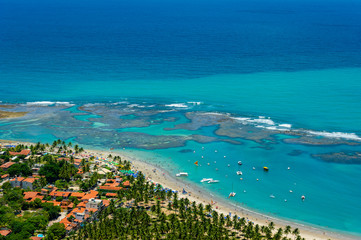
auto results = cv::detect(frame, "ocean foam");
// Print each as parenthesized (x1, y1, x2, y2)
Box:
(24, 101, 74, 107)
(166, 103, 188, 108)
(279, 123, 292, 128)
(306, 130, 361, 141)
(248, 118, 275, 125)
(110, 101, 129, 105)
(187, 101, 203, 105)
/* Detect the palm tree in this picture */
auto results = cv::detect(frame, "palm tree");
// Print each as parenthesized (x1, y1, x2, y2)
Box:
(292, 228, 300, 239)
(284, 225, 292, 236)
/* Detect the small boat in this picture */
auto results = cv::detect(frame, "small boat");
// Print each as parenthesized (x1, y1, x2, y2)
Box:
(228, 192, 236, 198)
(228, 183, 236, 198)
(289, 190, 293, 193)
(263, 166, 269, 172)
(236, 171, 243, 175)
(287, 167, 291, 170)
(252, 167, 256, 170)
(176, 172, 188, 177)
(270, 194, 275, 199)
(208, 179, 220, 184)
(238, 161, 242, 165)
(301, 195, 305, 201)
(228, 164, 230, 167)
(201, 178, 213, 182)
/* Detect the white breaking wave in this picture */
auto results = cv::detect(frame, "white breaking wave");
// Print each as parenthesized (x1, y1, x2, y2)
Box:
(248, 118, 275, 125)
(306, 130, 361, 141)
(24, 101, 74, 107)
(187, 101, 203, 105)
(279, 123, 292, 128)
(166, 103, 188, 108)
(110, 101, 129, 105)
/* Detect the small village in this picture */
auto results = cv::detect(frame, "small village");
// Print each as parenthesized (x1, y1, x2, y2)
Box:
(0, 140, 136, 240)
(0, 140, 304, 240)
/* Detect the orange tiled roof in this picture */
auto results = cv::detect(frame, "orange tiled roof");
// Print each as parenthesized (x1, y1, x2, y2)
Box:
(81, 190, 98, 200)
(0, 229, 11, 236)
(71, 192, 85, 198)
(1, 174, 9, 178)
(10, 177, 25, 182)
(122, 180, 130, 187)
(72, 207, 86, 214)
(102, 199, 110, 207)
(9, 149, 31, 156)
(0, 162, 15, 169)
(87, 208, 98, 213)
(24, 191, 41, 199)
(49, 191, 71, 197)
(77, 202, 86, 208)
(23, 177, 36, 183)
(99, 186, 122, 191)
(106, 193, 117, 197)
(30, 237, 42, 240)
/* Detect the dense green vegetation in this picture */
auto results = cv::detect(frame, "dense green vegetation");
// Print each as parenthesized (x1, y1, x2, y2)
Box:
(0, 184, 61, 240)
(68, 173, 304, 240)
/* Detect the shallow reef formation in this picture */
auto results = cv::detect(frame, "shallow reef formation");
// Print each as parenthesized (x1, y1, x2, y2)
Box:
(312, 151, 361, 164)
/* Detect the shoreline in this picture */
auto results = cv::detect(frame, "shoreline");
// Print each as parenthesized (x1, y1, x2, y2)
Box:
(1, 139, 358, 240)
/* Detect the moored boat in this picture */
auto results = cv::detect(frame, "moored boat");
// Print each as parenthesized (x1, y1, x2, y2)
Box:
(208, 179, 219, 183)
(176, 172, 188, 177)
(200, 178, 213, 182)
(228, 192, 236, 198)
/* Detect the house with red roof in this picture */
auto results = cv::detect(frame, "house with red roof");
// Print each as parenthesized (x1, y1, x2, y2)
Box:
(10, 177, 25, 188)
(9, 149, 31, 156)
(0, 161, 15, 171)
(49, 191, 71, 199)
(98, 186, 122, 192)
(23, 191, 43, 202)
(22, 177, 36, 190)
(0, 229, 11, 237)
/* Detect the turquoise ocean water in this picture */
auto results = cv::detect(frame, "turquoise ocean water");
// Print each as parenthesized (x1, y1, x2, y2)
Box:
(1, 0, 361, 237)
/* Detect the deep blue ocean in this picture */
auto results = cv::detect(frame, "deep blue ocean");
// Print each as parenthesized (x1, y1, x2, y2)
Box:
(1, 0, 361, 237)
